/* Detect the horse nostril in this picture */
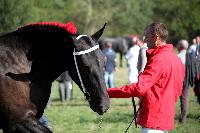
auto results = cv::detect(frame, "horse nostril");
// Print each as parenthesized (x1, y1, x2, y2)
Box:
(97, 105, 103, 112)
(95, 105, 109, 115)
(98, 105, 107, 113)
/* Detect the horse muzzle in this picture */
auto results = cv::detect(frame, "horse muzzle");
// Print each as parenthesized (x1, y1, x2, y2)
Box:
(90, 100, 110, 115)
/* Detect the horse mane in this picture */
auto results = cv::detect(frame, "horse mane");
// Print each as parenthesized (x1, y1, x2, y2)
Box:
(13, 22, 78, 56)
(17, 22, 78, 35)
(0, 22, 78, 52)
(0, 22, 78, 77)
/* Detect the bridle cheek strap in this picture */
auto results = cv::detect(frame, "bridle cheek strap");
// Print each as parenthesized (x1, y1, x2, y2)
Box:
(73, 35, 99, 101)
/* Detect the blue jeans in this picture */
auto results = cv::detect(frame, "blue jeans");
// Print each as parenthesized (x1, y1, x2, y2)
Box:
(104, 71, 114, 88)
(39, 115, 48, 127)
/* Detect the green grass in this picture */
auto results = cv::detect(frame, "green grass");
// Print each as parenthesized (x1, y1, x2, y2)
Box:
(0, 55, 200, 133)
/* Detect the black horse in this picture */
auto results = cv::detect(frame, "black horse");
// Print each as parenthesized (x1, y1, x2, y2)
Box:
(0, 22, 110, 133)
(98, 37, 132, 67)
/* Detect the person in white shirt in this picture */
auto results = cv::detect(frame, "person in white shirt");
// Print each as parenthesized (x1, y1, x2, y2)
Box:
(188, 38, 197, 56)
(177, 40, 193, 123)
(137, 41, 148, 73)
(126, 38, 140, 84)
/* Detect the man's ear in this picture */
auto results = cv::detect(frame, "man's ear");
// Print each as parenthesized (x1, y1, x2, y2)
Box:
(91, 23, 107, 42)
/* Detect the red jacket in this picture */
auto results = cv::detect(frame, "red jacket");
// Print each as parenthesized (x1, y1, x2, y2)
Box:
(108, 44, 185, 130)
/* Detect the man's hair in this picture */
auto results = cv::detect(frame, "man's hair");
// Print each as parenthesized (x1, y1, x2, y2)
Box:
(145, 22, 168, 42)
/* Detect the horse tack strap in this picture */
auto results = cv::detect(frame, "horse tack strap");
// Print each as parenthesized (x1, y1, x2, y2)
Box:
(74, 34, 99, 55)
(73, 45, 99, 55)
(76, 35, 87, 40)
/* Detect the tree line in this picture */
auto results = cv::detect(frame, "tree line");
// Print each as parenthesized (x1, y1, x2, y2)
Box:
(0, 0, 200, 44)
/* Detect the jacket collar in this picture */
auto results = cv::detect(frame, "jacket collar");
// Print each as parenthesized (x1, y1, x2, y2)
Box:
(147, 44, 174, 57)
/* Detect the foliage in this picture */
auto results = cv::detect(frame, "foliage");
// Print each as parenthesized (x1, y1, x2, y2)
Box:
(0, 0, 36, 32)
(0, 0, 154, 36)
(110, 0, 153, 36)
(153, 0, 200, 43)
(0, 0, 200, 44)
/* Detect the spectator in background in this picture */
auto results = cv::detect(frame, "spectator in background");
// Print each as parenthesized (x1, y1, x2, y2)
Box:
(177, 40, 188, 64)
(125, 38, 140, 84)
(57, 71, 73, 102)
(135, 37, 148, 73)
(188, 36, 200, 105)
(196, 36, 200, 56)
(193, 36, 200, 105)
(177, 40, 196, 123)
(188, 38, 197, 56)
(102, 42, 116, 88)
(107, 22, 185, 133)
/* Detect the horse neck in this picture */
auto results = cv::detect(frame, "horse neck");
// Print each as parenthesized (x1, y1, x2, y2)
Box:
(0, 33, 31, 74)
(29, 42, 75, 84)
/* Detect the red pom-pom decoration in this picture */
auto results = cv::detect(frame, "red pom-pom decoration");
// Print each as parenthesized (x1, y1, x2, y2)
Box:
(65, 22, 77, 35)
(19, 21, 77, 35)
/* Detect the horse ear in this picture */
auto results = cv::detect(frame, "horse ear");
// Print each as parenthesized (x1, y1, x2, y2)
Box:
(91, 23, 107, 42)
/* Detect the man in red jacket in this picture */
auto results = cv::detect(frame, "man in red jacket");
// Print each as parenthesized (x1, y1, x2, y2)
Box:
(108, 22, 185, 133)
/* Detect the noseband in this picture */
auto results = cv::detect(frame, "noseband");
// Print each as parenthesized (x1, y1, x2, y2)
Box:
(73, 35, 99, 101)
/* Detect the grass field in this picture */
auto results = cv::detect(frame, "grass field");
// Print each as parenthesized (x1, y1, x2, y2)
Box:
(0, 56, 200, 133)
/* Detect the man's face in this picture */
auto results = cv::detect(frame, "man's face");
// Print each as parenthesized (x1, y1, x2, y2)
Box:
(143, 28, 157, 49)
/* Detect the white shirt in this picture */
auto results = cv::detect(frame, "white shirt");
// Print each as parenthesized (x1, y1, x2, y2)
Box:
(125, 45, 140, 83)
(188, 44, 197, 56)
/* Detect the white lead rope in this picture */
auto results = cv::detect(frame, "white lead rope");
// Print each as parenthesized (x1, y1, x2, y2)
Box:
(97, 116, 103, 133)
(73, 48, 89, 99)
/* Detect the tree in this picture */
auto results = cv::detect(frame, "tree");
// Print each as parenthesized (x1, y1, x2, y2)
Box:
(153, 0, 200, 43)
(0, 0, 36, 32)
(63, 0, 113, 36)
(63, 0, 154, 37)
(110, 0, 154, 36)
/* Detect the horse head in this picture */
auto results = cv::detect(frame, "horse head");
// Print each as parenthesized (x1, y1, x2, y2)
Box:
(16, 22, 110, 115)
(69, 23, 110, 115)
